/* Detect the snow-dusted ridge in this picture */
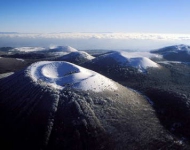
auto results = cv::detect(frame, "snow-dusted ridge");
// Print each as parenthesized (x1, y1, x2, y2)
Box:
(27, 61, 117, 92)
(57, 51, 95, 61)
(98, 51, 160, 72)
(117, 51, 162, 59)
(152, 44, 190, 54)
(64, 51, 95, 60)
(49, 46, 78, 52)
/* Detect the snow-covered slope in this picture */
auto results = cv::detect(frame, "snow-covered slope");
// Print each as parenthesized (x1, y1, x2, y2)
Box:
(116, 51, 161, 59)
(27, 61, 117, 92)
(49, 46, 78, 52)
(56, 51, 94, 64)
(93, 51, 159, 72)
(63, 51, 94, 60)
(151, 44, 190, 61)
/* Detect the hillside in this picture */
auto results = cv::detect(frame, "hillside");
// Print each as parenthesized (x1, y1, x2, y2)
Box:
(151, 44, 190, 61)
(0, 61, 185, 149)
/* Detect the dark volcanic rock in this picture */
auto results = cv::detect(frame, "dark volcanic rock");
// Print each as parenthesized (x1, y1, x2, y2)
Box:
(145, 88, 190, 138)
(0, 61, 186, 150)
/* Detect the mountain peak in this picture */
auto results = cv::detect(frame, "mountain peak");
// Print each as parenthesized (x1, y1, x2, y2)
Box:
(27, 61, 117, 92)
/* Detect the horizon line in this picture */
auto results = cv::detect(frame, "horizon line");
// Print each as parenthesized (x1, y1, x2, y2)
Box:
(1, 32, 190, 35)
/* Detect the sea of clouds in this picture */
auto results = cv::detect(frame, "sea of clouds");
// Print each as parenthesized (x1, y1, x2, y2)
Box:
(1, 33, 190, 50)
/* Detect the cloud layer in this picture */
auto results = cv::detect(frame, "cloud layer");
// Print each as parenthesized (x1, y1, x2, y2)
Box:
(1, 33, 190, 41)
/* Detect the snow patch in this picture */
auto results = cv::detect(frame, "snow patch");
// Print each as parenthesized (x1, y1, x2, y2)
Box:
(12, 47, 46, 52)
(63, 51, 94, 60)
(0, 72, 14, 79)
(27, 61, 117, 92)
(16, 58, 25, 62)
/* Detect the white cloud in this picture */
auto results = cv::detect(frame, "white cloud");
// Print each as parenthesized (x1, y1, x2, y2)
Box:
(1, 32, 190, 41)
(1, 32, 190, 50)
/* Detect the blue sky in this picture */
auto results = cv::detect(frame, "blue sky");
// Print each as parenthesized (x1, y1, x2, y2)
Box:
(1, 0, 190, 33)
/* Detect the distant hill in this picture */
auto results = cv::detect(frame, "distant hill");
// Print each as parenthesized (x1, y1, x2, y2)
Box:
(55, 51, 94, 64)
(151, 44, 190, 61)
(0, 46, 79, 59)
(48, 46, 78, 53)
(0, 46, 78, 54)
(82, 51, 160, 81)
